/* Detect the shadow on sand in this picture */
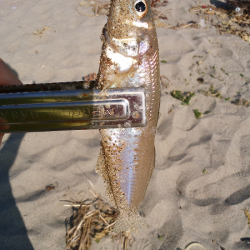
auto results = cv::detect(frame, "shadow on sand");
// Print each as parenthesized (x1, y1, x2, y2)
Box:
(0, 133, 34, 250)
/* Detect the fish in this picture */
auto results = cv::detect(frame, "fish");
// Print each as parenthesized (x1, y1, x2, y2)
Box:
(96, 0, 161, 233)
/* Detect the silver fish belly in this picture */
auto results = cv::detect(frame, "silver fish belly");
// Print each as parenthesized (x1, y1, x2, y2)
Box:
(96, 0, 161, 232)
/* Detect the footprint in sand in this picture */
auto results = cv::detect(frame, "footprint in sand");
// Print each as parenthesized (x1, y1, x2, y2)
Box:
(246, 60, 250, 69)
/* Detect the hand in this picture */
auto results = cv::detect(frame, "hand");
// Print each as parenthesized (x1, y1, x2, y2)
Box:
(0, 58, 23, 145)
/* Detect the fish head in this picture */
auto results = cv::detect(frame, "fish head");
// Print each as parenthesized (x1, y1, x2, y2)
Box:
(103, 0, 158, 58)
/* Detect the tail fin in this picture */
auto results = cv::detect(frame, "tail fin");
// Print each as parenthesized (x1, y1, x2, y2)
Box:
(114, 212, 149, 233)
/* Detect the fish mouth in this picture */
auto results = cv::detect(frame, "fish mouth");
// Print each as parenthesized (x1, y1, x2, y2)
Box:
(104, 29, 150, 57)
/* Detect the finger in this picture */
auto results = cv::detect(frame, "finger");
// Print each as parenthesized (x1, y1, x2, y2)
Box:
(0, 59, 23, 145)
(0, 58, 23, 86)
(0, 134, 3, 145)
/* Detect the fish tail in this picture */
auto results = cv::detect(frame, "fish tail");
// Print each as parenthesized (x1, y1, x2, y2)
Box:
(114, 212, 149, 233)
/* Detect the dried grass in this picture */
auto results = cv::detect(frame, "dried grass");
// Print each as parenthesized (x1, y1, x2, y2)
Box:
(227, 0, 250, 15)
(200, 85, 222, 98)
(66, 194, 119, 250)
(215, 22, 250, 42)
(232, 99, 250, 107)
(33, 27, 51, 37)
(170, 21, 198, 30)
(189, 4, 250, 42)
(65, 185, 133, 250)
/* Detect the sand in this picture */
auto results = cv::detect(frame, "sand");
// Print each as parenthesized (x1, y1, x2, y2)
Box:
(1, 0, 250, 249)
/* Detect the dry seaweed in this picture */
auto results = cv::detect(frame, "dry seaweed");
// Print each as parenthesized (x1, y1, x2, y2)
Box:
(231, 14, 250, 27)
(33, 27, 51, 37)
(193, 109, 203, 119)
(193, 109, 211, 119)
(232, 98, 250, 106)
(155, 20, 198, 29)
(65, 185, 133, 250)
(66, 194, 119, 250)
(189, 4, 250, 42)
(227, 0, 250, 15)
(170, 21, 198, 30)
(201, 85, 222, 98)
(215, 22, 250, 42)
(170, 90, 195, 105)
(189, 5, 229, 18)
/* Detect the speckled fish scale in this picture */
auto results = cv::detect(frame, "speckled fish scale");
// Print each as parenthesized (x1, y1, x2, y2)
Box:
(96, 0, 161, 232)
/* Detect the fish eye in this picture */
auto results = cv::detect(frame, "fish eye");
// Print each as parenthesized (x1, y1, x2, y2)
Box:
(135, 0, 148, 18)
(135, 1, 146, 12)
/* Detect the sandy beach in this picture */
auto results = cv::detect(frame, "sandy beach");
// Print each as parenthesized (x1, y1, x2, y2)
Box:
(1, 0, 250, 249)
